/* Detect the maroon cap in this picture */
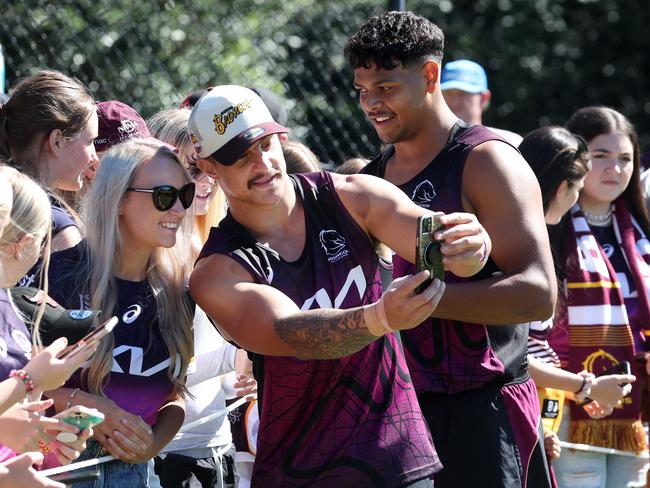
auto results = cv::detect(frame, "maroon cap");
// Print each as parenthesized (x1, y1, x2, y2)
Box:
(95, 100, 151, 153)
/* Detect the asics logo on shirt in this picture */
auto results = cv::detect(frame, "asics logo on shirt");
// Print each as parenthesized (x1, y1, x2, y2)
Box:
(319, 230, 349, 263)
(122, 304, 142, 324)
(412, 180, 436, 208)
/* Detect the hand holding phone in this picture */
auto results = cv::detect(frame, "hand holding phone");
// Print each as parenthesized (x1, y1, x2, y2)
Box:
(53, 405, 105, 443)
(415, 214, 445, 293)
(579, 361, 634, 406)
(58, 316, 118, 359)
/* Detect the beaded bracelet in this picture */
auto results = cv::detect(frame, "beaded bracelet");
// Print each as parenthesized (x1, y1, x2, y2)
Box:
(9, 369, 34, 393)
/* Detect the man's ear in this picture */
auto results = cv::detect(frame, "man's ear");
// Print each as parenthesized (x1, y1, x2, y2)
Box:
(480, 90, 492, 110)
(46, 129, 63, 157)
(422, 60, 440, 93)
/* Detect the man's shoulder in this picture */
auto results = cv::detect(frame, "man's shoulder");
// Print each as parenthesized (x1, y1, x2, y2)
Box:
(484, 126, 523, 147)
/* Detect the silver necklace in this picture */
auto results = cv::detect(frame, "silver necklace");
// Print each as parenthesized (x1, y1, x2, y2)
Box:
(583, 206, 614, 226)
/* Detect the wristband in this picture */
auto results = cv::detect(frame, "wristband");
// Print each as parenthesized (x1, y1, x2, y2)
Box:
(574, 376, 587, 394)
(574, 375, 595, 403)
(9, 369, 34, 393)
(65, 387, 81, 410)
(363, 298, 394, 337)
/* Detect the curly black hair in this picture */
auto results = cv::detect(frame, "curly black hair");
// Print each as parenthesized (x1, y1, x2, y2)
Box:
(345, 11, 444, 70)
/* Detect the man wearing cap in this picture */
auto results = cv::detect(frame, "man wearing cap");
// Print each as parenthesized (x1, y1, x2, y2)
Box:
(187, 84, 491, 486)
(441, 59, 523, 147)
(346, 11, 554, 487)
(180, 86, 289, 142)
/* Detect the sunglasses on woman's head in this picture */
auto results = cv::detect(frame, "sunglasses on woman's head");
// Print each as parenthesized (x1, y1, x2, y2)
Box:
(125, 182, 195, 211)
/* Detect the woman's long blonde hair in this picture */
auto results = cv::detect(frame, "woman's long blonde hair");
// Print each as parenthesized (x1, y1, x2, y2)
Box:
(78, 139, 194, 395)
(0, 165, 52, 346)
(147, 109, 227, 251)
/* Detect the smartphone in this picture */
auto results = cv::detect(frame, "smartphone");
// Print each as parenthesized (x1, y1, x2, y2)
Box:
(48, 467, 101, 484)
(578, 360, 632, 406)
(58, 316, 118, 359)
(53, 405, 105, 442)
(415, 214, 445, 293)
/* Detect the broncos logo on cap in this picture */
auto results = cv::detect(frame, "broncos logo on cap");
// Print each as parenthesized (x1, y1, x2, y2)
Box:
(412, 180, 436, 208)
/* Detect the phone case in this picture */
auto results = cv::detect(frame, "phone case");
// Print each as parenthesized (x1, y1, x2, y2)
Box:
(54, 406, 105, 442)
(58, 316, 118, 358)
(595, 360, 631, 377)
(415, 215, 444, 293)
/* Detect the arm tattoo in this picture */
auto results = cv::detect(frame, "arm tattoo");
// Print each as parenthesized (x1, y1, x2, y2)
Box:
(275, 307, 378, 360)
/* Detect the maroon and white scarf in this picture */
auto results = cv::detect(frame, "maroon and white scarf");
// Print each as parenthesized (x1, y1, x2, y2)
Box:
(560, 200, 649, 452)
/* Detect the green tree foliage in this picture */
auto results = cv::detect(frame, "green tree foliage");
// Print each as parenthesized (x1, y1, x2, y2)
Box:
(2, 0, 648, 166)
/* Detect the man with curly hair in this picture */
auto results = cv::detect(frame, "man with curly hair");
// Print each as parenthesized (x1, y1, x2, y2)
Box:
(346, 11, 555, 488)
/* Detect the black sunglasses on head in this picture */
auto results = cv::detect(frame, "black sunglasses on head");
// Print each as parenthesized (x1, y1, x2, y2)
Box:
(125, 182, 195, 211)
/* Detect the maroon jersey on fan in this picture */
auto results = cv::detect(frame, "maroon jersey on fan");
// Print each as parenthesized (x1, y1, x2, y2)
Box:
(197, 171, 440, 487)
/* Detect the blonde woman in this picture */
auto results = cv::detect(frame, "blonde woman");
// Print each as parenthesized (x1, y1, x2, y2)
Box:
(45, 140, 195, 487)
(147, 109, 250, 488)
(0, 166, 93, 468)
(0, 70, 98, 255)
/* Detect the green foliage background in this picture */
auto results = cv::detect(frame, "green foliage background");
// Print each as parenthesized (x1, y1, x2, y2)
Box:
(2, 0, 648, 166)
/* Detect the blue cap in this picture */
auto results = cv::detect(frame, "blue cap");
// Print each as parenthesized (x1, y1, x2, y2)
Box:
(440, 60, 488, 94)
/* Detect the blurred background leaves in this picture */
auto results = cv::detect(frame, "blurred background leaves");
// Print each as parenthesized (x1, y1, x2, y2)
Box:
(2, 0, 648, 166)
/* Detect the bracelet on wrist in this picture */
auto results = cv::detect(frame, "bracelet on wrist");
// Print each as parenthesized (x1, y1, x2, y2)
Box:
(364, 299, 393, 337)
(574, 376, 595, 403)
(9, 369, 34, 393)
(574, 376, 587, 394)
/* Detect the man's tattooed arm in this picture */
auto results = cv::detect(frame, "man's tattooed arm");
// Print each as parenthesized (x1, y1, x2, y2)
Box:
(274, 307, 378, 360)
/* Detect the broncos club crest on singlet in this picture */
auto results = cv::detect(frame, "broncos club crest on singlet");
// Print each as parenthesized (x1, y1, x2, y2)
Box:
(362, 123, 530, 394)
(412, 180, 437, 208)
(197, 171, 440, 487)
